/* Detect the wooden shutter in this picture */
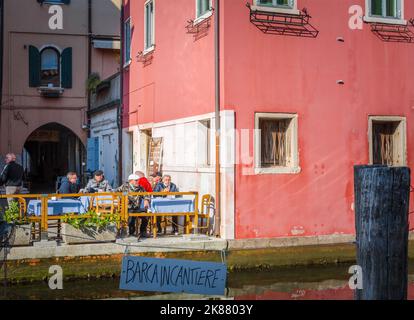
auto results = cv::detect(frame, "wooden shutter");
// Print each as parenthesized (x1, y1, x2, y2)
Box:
(87, 137, 100, 172)
(61, 47, 72, 88)
(260, 118, 289, 167)
(29, 46, 41, 87)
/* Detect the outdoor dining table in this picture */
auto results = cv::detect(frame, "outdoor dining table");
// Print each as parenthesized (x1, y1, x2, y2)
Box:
(149, 197, 194, 213)
(27, 199, 88, 216)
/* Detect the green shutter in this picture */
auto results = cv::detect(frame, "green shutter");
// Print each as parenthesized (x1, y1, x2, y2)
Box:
(61, 47, 72, 89)
(29, 46, 40, 87)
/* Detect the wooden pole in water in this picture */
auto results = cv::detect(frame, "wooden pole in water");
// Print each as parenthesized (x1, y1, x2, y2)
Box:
(354, 165, 410, 300)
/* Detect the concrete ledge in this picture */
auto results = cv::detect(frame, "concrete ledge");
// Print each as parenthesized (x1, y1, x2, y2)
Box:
(6, 232, 414, 261)
(7, 236, 227, 261)
(228, 234, 356, 250)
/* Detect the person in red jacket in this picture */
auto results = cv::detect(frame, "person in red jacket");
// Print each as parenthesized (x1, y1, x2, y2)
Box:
(135, 171, 153, 192)
(135, 171, 162, 234)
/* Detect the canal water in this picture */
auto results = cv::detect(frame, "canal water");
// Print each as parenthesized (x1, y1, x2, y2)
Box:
(1, 263, 414, 300)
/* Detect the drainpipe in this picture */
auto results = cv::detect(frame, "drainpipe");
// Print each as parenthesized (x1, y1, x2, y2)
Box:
(214, 0, 221, 237)
(118, 4, 124, 186)
(87, 0, 92, 116)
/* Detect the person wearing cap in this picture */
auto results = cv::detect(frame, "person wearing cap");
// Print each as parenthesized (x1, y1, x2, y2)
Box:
(116, 174, 150, 237)
(82, 170, 113, 193)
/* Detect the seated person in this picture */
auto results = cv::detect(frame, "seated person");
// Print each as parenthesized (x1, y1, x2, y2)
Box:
(150, 171, 162, 190)
(136, 171, 163, 234)
(154, 175, 181, 235)
(82, 170, 113, 193)
(58, 172, 81, 196)
(116, 174, 150, 238)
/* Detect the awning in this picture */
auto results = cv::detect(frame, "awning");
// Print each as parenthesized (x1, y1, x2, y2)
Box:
(92, 40, 121, 50)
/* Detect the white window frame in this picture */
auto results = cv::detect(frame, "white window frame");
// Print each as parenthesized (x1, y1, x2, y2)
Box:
(254, 113, 300, 175)
(123, 17, 132, 68)
(144, 0, 155, 55)
(251, 0, 300, 15)
(194, 0, 213, 25)
(364, 0, 406, 25)
(368, 115, 407, 166)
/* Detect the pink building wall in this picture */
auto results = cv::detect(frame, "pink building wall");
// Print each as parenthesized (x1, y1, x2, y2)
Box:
(123, 0, 414, 240)
(122, 0, 216, 128)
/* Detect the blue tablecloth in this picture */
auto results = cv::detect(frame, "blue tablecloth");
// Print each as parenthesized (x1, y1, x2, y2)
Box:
(150, 198, 194, 214)
(79, 196, 114, 211)
(28, 199, 88, 216)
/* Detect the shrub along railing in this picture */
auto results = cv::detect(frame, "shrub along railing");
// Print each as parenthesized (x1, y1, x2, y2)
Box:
(0, 191, 205, 241)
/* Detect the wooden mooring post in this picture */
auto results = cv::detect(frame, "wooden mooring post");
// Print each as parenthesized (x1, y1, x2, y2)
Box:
(354, 165, 410, 300)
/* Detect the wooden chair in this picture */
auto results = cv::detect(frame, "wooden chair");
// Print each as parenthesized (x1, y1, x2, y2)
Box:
(195, 194, 214, 235)
(94, 195, 116, 215)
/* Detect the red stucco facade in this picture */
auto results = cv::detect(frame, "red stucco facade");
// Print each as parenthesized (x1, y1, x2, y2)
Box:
(122, 0, 414, 240)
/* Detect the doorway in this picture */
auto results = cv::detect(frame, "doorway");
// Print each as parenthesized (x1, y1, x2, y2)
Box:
(23, 123, 86, 193)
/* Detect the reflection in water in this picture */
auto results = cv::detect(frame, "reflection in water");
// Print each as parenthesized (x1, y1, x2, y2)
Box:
(1, 264, 414, 300)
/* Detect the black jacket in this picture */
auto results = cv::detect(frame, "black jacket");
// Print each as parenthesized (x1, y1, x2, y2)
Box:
(0, 161, 24, 187)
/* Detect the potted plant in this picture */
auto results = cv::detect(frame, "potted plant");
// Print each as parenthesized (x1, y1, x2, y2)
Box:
(2, 201, 31, 246)
(61, 210, 120, 245)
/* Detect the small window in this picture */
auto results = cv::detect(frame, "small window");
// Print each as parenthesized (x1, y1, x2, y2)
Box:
(124, 18, 131, 66)
(257, 0, 294, 8)
(255, 113, 299, 174)
(144, 0, 155, 52)
(369, 116, 406, 166)
(365, 0, 405, 23)
(40, 47, 60, 87)
(196, 0, 212, 19)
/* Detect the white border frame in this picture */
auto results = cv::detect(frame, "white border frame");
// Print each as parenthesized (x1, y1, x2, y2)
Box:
(254, 113, 300, 175)
(364, 0, 407, 25)
(368, 115, 407, 166)
(144, 0, 155, 55)
(194, 0, 213, 25)
(251, 0, 300, 15)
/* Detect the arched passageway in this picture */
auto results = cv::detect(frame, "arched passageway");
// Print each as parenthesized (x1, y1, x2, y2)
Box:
(22, 123, 86, 193)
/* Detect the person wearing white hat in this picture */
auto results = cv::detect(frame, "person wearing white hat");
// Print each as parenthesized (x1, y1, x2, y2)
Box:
(116, 174, 150, 237)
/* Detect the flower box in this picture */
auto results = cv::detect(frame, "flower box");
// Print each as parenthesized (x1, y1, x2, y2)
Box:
(11, 224, 32, 247)
(61, 223, 117, 244)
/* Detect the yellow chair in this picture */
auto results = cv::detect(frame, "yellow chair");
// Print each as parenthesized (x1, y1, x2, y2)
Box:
(196, 194, 214, 235)
(94, 195, 116, 215)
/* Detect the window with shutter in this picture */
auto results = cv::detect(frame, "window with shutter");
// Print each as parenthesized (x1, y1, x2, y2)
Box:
(61, 47, 72, 89)
(369, 117, 406, 166)
(29, 46, 41, 87)
(255, 113, 300, 174)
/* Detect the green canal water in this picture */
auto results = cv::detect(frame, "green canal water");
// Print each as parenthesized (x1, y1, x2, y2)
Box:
(1, 263, 414, 300)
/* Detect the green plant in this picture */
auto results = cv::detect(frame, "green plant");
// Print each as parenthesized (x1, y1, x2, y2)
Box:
(86, 73, 101, 93)
(3, 201, 27, 225)
(62, 210, 120, 231)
